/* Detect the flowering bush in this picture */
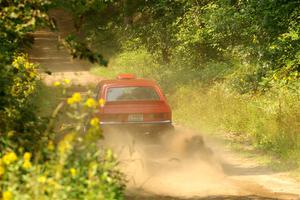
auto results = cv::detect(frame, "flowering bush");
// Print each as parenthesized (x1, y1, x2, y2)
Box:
(0, 148, 124, 200)
(0, 54, 47, 152)
(0, 84, 125, 200)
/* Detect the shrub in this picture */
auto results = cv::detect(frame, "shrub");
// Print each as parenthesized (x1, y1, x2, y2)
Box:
(0, 87, 125, 200)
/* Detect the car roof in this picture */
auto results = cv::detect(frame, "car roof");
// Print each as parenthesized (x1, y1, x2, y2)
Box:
(99, 78, 158, 87)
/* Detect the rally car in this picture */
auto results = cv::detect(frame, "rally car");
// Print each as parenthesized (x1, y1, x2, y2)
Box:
(94, 74, 173, 135)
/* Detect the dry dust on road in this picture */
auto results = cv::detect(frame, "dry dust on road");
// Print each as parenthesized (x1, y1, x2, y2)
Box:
(28, 9, 300, 200)
(101, 128, 300, 200)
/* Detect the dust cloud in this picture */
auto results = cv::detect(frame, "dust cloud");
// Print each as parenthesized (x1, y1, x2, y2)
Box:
(99, 127, 249, 198)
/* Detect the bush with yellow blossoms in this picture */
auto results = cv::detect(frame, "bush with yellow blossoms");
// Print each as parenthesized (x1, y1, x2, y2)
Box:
(0, 84, 125, 200)
(0, 54, 48, 153)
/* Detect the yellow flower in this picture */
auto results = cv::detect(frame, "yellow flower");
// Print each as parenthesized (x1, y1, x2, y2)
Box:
(67, 92, 82, 105)
(29, 71, 36, 78)
(67, 98, 74, 105)
(70, 168, 77, 177)
(24, 62, 30, 69)
(53, 81, 61, 87)
(99, 98, 105, 107)
(0, 165, 5, 176)
(64, 79, 71, 85)
(38, 176, 47, 183)
(47, 140, 55, 151)
(2, 152, 17, 165)
(23, 152, 31, 161)
(90, 117, 99, 127)
(58, 133, 75, 154)
(22, 152, 32, 169)
(2, 191, 12, 200)
(85, 98, 97, 108)
(72, 93, 81, 102)
(22, 161, 32, 169)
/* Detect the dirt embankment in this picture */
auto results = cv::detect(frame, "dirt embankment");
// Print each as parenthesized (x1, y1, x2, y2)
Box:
(28, 9, 300, 200)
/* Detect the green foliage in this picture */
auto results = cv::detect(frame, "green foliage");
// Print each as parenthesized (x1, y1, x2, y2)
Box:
(0, 1, 125, 199)
(53, 0, 116, 61)
(0, 0, 53, 59)
(0, 0, 53, 143)
(0, 149, 124, 200)
(171, 82, 300, 157)
(63, 35, 108, 66)
(0, 91, 125, 199)
(0, 54, 46, 152)
(54, 0, 300, 88)
(54, 0, 110, 24)
(81, 0, 300, 92)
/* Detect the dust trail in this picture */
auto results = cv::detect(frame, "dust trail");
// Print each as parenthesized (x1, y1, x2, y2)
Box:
(99, 128, 286, 199)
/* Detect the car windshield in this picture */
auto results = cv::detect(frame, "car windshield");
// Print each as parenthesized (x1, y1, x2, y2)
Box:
(106, 86, 160, 101)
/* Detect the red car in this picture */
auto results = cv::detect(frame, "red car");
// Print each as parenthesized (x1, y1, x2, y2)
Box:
(94, 74, 173, 135)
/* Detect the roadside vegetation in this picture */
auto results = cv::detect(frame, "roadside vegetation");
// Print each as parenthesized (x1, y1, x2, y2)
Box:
(0, 1, 124, 199)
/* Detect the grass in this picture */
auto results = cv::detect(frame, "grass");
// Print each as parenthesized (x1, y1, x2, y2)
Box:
(90, 65, 118, 79)
(34, 81, 63, 117)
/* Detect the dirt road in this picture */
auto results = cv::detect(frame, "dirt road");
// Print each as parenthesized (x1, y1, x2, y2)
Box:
(102, 129, 300, 200)
(28, 10, 300, 200)
(28, 9, 101, 86)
